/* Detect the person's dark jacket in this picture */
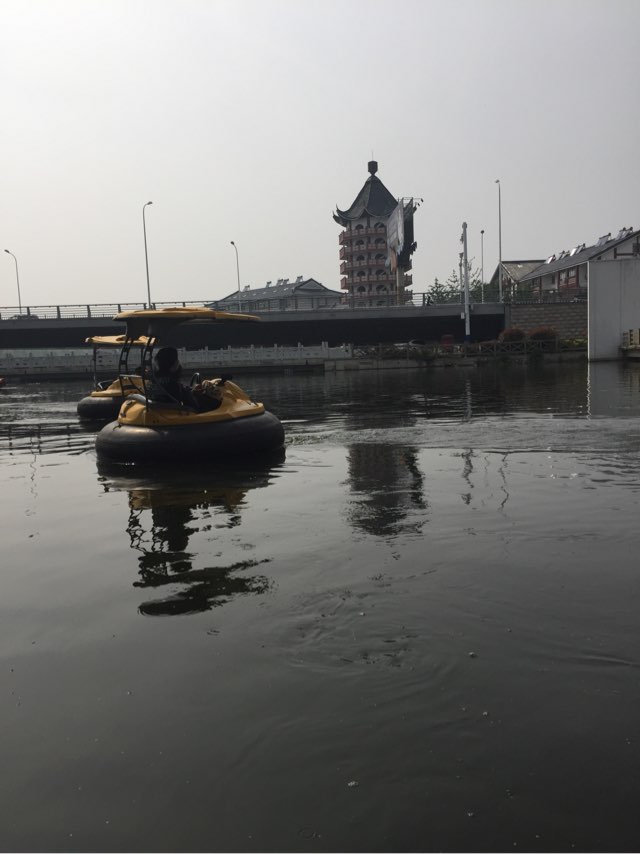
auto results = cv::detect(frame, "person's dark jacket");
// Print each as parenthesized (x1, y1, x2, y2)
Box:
(150, 375, 198, 409)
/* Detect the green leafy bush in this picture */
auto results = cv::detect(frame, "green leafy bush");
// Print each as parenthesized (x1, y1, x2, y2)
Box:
(560, 337, 587, 349)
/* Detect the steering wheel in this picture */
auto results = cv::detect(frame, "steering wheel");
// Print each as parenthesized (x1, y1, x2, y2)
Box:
(190, 372, 201, 387)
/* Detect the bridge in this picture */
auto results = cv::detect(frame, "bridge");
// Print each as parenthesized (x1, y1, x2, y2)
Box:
(0, 296, 506, 349)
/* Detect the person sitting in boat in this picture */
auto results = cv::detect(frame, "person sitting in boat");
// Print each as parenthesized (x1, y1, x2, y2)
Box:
(151, 347, 223, 411)
(150, 346, 199, 409)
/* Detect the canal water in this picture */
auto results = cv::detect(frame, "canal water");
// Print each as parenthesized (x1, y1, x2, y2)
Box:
(1, 361, 639, 853)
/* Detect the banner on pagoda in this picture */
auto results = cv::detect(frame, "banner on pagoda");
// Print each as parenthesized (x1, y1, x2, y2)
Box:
(387, 202, 404, 272)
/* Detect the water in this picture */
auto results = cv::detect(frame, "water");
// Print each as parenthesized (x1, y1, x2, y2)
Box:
(1, 361, 640, 852)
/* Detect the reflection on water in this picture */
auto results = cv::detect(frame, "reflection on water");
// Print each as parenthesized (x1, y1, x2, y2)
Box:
(97, 454, 285, 616)
(347, 445, 427, 537)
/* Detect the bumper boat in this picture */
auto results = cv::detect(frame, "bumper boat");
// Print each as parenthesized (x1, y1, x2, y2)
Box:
(95, 307, 285, 463)
(77, 334, 149, 420)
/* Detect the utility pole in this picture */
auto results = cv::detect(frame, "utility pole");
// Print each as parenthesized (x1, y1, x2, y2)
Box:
(480, 229, 485, 303)
(143, 201, 153, 307)
(495, 180, 503, 301)
(461, 222, 471, 341)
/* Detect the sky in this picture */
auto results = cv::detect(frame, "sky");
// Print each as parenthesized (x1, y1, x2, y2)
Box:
(1, 0, 639, 309)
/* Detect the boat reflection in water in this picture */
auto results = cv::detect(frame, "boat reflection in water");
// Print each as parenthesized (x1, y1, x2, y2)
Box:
(97, 450, 285, 616)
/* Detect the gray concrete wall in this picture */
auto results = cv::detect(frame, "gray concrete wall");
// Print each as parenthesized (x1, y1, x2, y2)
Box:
(588, 259, 640, 360)
(506, 302, 587, 339)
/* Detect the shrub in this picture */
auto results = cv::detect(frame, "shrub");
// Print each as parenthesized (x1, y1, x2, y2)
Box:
(528, 326, 557, 341)
(560, 337, 587, 349)
(499, 327, 526, 342)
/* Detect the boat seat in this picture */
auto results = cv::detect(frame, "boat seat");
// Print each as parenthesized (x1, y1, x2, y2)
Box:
(126, 393, 197, 412)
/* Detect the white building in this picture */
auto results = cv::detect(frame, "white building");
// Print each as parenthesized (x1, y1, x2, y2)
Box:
(211, 277, 343, 312)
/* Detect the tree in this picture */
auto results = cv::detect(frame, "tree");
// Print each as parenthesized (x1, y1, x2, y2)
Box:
(427, 276, 457, 303)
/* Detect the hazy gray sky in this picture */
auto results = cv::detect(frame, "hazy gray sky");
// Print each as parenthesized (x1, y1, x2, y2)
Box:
(2, 0, 639, 308)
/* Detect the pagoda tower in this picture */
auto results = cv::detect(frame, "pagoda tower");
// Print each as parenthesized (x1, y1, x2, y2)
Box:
(333, 161, 416, 306)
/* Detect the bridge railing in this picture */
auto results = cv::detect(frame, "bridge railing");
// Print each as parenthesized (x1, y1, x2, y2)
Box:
(0, 292, 588, 320)
(0, 300, 210, 320)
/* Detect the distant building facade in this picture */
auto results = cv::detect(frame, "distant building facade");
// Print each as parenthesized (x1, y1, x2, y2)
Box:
(488, 261, 544, 300)
(211, 276, 343, 312)
(333, 161, 418, 307)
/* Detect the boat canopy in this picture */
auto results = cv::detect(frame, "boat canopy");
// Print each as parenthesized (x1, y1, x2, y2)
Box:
(112, 307, 260, 340)
(85, 334, 151, 347)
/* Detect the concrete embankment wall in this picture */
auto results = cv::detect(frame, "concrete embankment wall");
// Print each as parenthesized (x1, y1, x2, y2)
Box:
(506, 302, 587, 339)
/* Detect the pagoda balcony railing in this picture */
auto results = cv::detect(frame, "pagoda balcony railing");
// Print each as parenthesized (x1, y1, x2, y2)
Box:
(342, 275, 395, 286)
(340, 260, 387, 273)
(339, 227, 387, 243)
(340, 243, 387, 256)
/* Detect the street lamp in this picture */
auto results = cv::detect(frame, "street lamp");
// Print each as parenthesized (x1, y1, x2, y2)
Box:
(4, 249, 22, 315)
(480, 229, 485, 303)
(230, 241, 240, 292)
(495, 179, 502, 302)
(142, 201, 153, 307)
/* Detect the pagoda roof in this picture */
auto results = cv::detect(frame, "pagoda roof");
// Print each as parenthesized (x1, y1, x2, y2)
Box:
(333, 161, 398, 226)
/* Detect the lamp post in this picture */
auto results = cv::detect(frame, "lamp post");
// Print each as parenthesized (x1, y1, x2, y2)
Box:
(142, 201, 153, 307)
(4, 249, 22, 315)
(480, 229, 485, 303)
(495, 179, 502, 302)
(461, 222, 471, 342)
(230, 241, 240, 292)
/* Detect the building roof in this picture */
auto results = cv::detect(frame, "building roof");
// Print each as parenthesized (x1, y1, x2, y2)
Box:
(333, 161, 398, 226)
(489, 260, 544, 285)
(215, 277, 342, 304)
(520, 227, 639, 282)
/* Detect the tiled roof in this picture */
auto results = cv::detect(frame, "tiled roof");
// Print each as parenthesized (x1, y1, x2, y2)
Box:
(492, 261, 544, 284)
(215, 278, 341, 303)
(520, 228, 639, 281)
